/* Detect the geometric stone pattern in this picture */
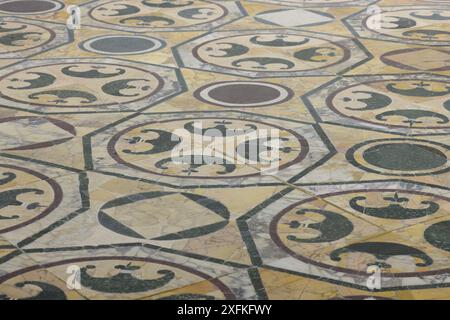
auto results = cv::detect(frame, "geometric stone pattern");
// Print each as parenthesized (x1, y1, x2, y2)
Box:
(345, 6, 450, 46)
(175, 30, 371, 78)
(303, 73, 450, 135)
(0, 0, 449, 300)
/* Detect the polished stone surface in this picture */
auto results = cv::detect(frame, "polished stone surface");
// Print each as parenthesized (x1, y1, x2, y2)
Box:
(0, 0, 449, 300)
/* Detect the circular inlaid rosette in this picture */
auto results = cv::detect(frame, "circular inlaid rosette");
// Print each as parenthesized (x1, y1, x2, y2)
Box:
(194, 81, 293, 108)
(0, 21, 55, 54)
(270, 189, 450, 276)
(89, 0, 227, 29)
(108, 118, 309, 179)
(364, 8, 450, 43)
(0, 62, 163, 108)
(0, 0, 63, 14)
(0, 257, 235, 300)
(328, 79, 450, 129)
(346, 138, 450, 176)
(0, 164, 62, 234)
(193, 33, 349, 73)
(80, 35, 165, 55)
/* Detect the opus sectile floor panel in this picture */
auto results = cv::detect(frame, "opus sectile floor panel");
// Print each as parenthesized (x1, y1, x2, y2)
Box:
(0, 0, 449, 300)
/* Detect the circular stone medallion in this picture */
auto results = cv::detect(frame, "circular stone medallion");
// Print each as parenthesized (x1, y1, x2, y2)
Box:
(346, 138, 450, 176)
(193, 33, 348, 72)
(271, 189, 450, 276)
(80, 35, 165, 55)
(0, 62, 163, 108)
(0, 0, 63, 14)
(0, 21, 55, 54)
(194, 81, 293, 107)
(365, 9, 450, 43)
(89, 0, 227, 29)
(0, 257, 234, 300)
(108, 118, 308, 178)
(328, 79, 450, 129)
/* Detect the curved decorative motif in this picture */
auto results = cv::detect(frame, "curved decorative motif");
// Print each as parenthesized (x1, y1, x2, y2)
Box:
(0, 257, 235, 300)
(89, 110, 331, 187)
(84, 0, 243, 32)
(90, 0, 226, 28)
(0, 281, 67, 300)
(108, 118, 308, 179)
(346, 7, 450, 46)
(0, 22, 54, 53)
(329, 242, 433, 269)
(270, 189, 450, 276)
(0, 58, 182, 113)
(107, 117, 309, 179)
(194, 34, 348, 72)
(0, 0, 449, 299)
(0, 63, 161, 107)
(194, 81, 294, 108)
(349, 193, 440, 219)
(0, 164, 62, 234)
(329, 79, 450, 129)
(0, 17, 69, 60)
(284, 208, 354, 243)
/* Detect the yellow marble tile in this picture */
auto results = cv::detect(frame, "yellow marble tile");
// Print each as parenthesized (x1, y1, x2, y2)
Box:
(0, 0, 449, 300)
(260, 268, 450, 300)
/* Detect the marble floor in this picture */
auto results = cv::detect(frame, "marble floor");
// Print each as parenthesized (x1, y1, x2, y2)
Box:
(0, 0, 449, 300)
